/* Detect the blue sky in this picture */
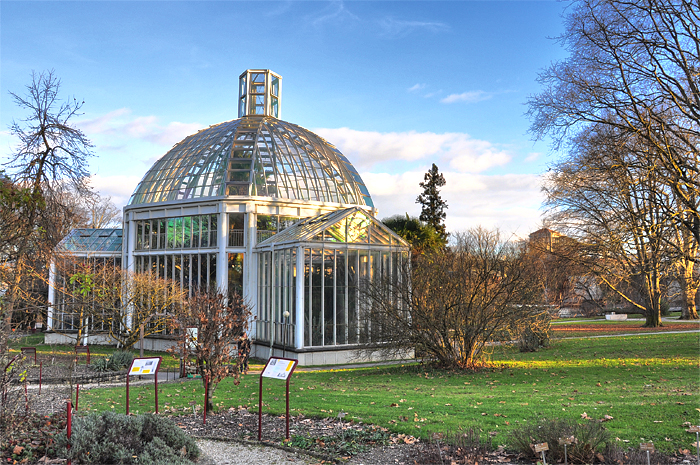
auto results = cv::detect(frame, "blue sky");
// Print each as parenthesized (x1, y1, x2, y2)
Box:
(1, 1, 567, 237)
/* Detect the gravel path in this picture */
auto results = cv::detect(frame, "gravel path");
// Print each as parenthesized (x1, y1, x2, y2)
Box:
(195, 439, 315, 465)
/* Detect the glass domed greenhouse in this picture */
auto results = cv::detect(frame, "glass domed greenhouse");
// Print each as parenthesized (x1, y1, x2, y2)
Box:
(48, 70, 409, 365)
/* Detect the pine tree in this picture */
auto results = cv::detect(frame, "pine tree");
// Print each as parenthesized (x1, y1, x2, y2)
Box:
(416, 163, 448, 240)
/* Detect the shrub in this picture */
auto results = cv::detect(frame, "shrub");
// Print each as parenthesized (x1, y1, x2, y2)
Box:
(509, 418, 610, 464)
(110, 350, 134, 369)
(55, 411, 199, 464)
(92, 351, 134, 372)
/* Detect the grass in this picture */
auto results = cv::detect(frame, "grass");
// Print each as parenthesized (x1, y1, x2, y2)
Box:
(74, 331, 700, 454)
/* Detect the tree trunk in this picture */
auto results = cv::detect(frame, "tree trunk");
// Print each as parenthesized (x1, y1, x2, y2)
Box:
(679, 262, 699, 320)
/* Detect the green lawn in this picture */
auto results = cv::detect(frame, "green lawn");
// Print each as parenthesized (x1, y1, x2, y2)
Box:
(75, 332, 700, 454)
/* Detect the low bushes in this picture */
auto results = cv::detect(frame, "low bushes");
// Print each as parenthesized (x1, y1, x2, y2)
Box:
(56, 411, 199, 464)
(93, 350, 134, 372)
(509, 418, 611, 464)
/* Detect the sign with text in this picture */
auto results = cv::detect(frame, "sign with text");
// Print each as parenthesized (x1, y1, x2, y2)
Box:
(534, 443, 549, 453)
(128, 357, 161, 376)
(125, 357, 162, 415)
(262, 357, 297, 380)
(639, 443, 655, 452)
(558, 436, 574, 445)
(687, 425, 700, 433)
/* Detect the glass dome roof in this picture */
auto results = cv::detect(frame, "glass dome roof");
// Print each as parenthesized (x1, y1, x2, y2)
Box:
(128, 116, 373, 208)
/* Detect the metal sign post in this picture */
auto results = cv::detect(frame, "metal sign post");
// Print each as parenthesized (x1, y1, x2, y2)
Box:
(258, 357, 298, 441)
(640, 442, 654, 465)
(534, 442, 549, 465)
(126, 357, 162, 415)
(686, 426, 700, 465)
(558, 436, 574, 465)
(74, 346, 90, 365)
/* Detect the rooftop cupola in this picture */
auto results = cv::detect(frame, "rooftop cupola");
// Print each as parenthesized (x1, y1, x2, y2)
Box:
(238, 69, 282, 118)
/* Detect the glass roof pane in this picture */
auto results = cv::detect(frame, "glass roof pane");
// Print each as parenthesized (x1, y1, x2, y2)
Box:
(57, 229, 123, 254)
(128, 117, 374, 208)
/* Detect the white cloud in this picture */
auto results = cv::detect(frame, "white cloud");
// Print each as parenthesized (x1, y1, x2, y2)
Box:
(441, 91, 492, 104)
(377, 18, 449, 37)
(364, 170, 545, 236)
(88, 174, 143, 211)
(77, 109, 201, 149)
(524, 152, 542, 163)
(408, 83, 426, 92)
(309, 1, 360, 27)
(314, 128, 511, 173)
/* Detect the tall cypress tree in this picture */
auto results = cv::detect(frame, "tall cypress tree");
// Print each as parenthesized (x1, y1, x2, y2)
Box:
(416, 163, 448, 241)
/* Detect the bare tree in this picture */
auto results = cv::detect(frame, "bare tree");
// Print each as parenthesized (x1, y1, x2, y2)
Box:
(1, 70, 94, 351)
(360, 228, 547, 369)
(543, 126, 676, 326)
(169, 288, 251, 411)
(528, 0, 699, 247)
(49, 260, 186, 347)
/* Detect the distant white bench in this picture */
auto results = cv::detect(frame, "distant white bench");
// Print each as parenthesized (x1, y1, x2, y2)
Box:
(605, 312, 627, 321)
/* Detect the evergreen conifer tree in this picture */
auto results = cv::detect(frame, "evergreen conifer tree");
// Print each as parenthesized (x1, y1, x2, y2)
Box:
(416, 163, 448, 241)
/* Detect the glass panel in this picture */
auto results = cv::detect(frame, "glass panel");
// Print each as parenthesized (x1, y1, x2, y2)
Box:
(311, 249, 322, 346)
(304, 249, 311, 347)
(326, 218, 346, 242)
(348, 249, 358, 344)
(201, 216, 209, 248)
(209, 254, 217, 291)
(191, 254, 199, 290)
(167, 219, 175, 249)
(271, 77, 279, 96)
(228, 253, 244, 295)
(150, 220, 158, 249)
(228, 213, 245, 247)
(184, 217, 191, 248)
(271, 97, 279, 118)
(252, 73, 265, 84)
(336, 250, 346, 345)
(159, 220, 166, 250)
(347, 213, 369, 243)
(174, 217, 184, 249)
(136, 222, 143, 250)
(192, 216, 200, 248)
(324, 249, 334, 346)
(209, 215, 218, 247)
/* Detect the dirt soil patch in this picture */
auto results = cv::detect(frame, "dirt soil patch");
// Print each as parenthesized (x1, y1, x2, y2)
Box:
(552, 323, 699, 334)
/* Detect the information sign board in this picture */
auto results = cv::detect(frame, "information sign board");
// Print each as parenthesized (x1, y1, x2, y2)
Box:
(262, 357, 296, 380)
(125, 357, 162, 415)
(534, 442, 549, 453)
(639, 442, 655, 452)
(687, 425, 700, 433)
(128, 357, 161, 376)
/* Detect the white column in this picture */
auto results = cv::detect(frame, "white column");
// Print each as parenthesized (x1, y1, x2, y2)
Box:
(244, 208, 257, 335)
(295, 245, 304, 350)
(216, 209, 228, 293)
(47, 261, 56, 330)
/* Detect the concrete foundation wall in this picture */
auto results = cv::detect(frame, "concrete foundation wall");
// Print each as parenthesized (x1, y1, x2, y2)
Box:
(43, 333, 413, 366)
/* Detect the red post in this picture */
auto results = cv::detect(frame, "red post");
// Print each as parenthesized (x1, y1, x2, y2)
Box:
(39, 362, 42, 395)
(258, 375, 263, 441)
(154, 368, 159, 414)
(203, 374, 208, 425)
(67, 401, 72, 465)
(126, 373, 130, 415)
(75, 384, 80, 411)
